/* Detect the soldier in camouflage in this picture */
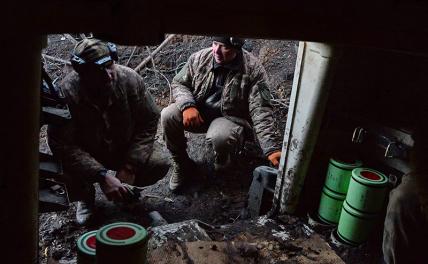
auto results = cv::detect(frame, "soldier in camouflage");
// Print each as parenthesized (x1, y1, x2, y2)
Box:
(382, 121, 428, 263)
(48, 39, 168, 225)
(161, 36, 282, 192)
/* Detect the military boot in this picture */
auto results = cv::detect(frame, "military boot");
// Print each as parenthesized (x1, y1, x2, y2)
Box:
(169, 154, 192, 192)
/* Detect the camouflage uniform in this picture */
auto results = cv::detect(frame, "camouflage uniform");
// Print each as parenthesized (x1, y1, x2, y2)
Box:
(383, 173, 428, 263)
(161, 48, 281, 161)
(48, 64, 167, 199)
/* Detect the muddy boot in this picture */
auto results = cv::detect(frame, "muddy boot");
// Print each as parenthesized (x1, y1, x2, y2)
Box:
(169, 154, 192, 192)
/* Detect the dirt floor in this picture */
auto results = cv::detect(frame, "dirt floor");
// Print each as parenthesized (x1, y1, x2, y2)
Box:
(39, 34, 297, 263)
(147, 216, 345, 264)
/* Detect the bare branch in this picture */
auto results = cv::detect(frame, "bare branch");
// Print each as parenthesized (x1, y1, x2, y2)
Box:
(134, 34, 176, 72)
(146, 46, 158, 78)
(62, 34, 77, 44)
(145, 67, 173, 104)
(42, 54, 71, 65)
(125, 46, 137, 66)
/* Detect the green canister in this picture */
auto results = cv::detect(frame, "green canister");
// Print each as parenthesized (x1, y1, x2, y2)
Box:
(325, 158, 363, 194)
(318, 187, 346, 224)
(337, 201, 378, 245)
(317, 158, 362, 225)
(346, 168, 388, 213)
(337, 168, 389, 245)
(96, 222, 148, 264)
(77, 230, 97, 264)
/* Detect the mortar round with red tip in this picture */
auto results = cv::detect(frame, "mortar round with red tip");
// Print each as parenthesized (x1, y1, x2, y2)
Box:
(96, 222, 148, 264)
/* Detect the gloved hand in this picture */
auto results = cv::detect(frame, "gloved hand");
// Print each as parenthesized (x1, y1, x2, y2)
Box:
(116, 164, 136, 185)
(99, 170, 129, 202)
(182, 107, 204, 129)
(268, 151, 282, 167)
(122, 183, 146, 201)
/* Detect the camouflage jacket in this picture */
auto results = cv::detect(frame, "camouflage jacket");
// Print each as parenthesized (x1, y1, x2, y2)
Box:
(48, 64, 160, 181)
(383, 173, 428, 264)
(172, 48, 281, 156)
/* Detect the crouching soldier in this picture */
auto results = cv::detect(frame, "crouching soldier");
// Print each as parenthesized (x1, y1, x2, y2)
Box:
(382, 120, 428, 263)
(161, 36, 282, 192)
(48, 39, 169, 225)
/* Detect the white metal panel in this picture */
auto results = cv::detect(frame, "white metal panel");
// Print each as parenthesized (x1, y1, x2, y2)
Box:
(272, 42, 337, 214)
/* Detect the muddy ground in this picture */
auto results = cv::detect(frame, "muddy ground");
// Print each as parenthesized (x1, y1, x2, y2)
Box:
(39, 34, 297, 263)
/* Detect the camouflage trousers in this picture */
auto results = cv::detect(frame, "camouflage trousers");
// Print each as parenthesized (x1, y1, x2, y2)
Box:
(382, 173, 428, 264)
(160, 103, 245, 169)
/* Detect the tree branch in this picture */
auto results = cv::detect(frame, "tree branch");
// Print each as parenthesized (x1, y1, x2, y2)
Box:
(134, 34, 176, 72)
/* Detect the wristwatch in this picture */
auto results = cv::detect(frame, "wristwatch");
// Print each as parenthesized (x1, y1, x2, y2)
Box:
(96, 169, 117, 183)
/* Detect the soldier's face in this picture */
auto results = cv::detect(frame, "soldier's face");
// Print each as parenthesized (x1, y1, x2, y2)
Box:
(95, 61, 116, 88)
(81, 61, 117, 94)
(212, 41, 237, 64)
(103, 62, 116, 87)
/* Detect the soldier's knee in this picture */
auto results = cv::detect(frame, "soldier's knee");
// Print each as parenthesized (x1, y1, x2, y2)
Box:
(206, 118, 243, 152)
(161, 104, 182, 128)
(210, 131, 233, 149)
(207, 130, 236, 153)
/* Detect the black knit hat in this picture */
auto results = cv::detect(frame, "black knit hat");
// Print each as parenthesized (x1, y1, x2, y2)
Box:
(212, 36, 245, 49)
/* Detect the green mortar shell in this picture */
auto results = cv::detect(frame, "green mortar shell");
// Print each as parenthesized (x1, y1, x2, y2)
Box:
(96, 222, 148, 264)
(337, 201, 379, 245)
(346, 168, 388, 213)
(325, 158, 363, 194)
(318, 187, 346, 225)
(77, 230, 97, 264)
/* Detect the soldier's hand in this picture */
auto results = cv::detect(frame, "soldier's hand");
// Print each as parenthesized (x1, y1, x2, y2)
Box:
(268, 151, 282, 167)
(100, 174, 128, 202)
(117, 164, 136, 185)
(182, 107, 204, 129)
